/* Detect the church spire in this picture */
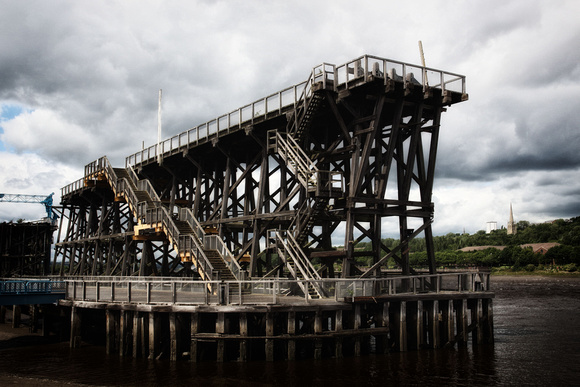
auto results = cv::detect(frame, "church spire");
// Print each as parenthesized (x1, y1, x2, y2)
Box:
(507, 203, 517, 235)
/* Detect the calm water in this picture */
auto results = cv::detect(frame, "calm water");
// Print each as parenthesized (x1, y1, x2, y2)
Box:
(0, 276, 578, 386)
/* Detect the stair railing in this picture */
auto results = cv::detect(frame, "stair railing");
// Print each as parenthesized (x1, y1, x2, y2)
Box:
(269, 230, 325, 298)
(268, 130, 317, 191)
(204, 235, 243, 281)
(179, 207, 240, 280)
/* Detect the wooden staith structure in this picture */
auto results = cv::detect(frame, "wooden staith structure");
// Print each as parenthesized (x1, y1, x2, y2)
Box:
(54, 55, 468, 282)
(0, 221, 56, 277)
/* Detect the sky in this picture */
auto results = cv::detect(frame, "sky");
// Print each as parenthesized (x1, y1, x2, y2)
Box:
(0, 0, 579, 236)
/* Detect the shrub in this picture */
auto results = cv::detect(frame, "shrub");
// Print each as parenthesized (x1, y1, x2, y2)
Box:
(525, 264, 536, 272)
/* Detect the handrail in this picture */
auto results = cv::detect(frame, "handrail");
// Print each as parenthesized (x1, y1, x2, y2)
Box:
(61, 271, 490, 306)
(269, 130, 318, 190)
(204, 235, 243, 281)
(179, 207, 205, 243)
(285, 232, 322, 282)
(0, 280, 66, 294)
(270, 229, 325, 299)
(178, 208, 240, 280)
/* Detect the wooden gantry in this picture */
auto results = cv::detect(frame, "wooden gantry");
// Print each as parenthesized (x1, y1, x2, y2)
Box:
(40, 55, 490, 363)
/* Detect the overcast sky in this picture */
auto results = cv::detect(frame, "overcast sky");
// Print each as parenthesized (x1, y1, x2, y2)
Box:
(1, 0, 579, 236)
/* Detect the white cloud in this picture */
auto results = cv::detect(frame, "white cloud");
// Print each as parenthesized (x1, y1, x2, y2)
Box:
(0, 152, 80, 221)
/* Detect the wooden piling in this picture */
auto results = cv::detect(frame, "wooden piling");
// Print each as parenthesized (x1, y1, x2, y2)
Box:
(314, 309, 323, 359)
(216, 312, 225, 362)
(265, 312, 274, 361)
(105, 309, 116, 355)
(190, 312, 198, 362)
(169, 312, 177, 361)
(398, 301, 407, 352)
(354, 304, 361, 356)
(239, 312, 248, 362)
(57, 291, 493, 363)
(430, 300, 440, 349)
(148, 312, 157, 359)
(70, 306, 81, 348)
(133, 311, 142, 358)
(457, 299, 468, 345)
(287, 311, 296, 360)
(12, 305, 21, 328)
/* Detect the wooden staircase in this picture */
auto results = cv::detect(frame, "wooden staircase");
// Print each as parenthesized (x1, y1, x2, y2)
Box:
(288, 91, 325, 142)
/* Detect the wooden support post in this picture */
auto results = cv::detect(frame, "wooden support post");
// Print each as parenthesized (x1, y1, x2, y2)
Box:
(431, 300, 440, 349)
(30, 305, 39, 333)
(239, 312, 248, 362)
(106, 309, 116, 355)
(416, 300, 424, 349)
(399, 301, 407, 352)
(335, 309, 343, 358)
(287, 311, 296, 361)
(133, 311, 141, 358)
(169, 312, 177, 361)
(216, 312, 225, 362)
(485, 298, 495, 344)
(120, 310, 133, 356)
(473, 299, 483, 345)
(148, 312, 157, 360)
(70, 306, 81, 348)
(354, 304, 362, 356)
(380, 302, 390, 354)
(12, 305, 21, 328)
(0, 305, 6, 324)
(446, 300, 455, 346)
(265, 312, 274, 361)
(314, 309, 323, 359)
(141, 313, 148, 359)
(457, 299, 468, 345)
(41, 309, 50, 337)
(190, 313, 199, 362)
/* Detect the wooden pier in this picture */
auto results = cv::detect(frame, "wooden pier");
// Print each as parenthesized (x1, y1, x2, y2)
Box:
(60, 272, 493, 361)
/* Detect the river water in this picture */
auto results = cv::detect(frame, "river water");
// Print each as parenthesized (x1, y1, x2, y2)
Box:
(0, 276, 578, 386)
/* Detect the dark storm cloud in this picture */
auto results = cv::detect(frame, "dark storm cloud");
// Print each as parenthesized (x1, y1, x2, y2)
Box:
(1, 0, 579, 228)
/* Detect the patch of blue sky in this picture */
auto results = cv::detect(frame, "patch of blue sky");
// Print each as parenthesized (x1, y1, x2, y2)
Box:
(0, 103, 31, 152)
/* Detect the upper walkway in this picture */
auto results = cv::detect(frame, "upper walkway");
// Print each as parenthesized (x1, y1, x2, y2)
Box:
(123, 54, 466, 170)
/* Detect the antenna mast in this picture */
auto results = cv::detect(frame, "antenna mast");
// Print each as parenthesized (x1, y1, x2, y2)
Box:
(418, 41, 428, 88)
(157, 89, 162, 164)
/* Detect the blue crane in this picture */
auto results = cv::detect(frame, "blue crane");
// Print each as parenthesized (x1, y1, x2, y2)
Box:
(0, 192, 58, 224)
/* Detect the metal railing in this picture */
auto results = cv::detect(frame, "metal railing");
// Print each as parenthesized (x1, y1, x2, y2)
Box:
(62, 271, 490, 306)
(0, 279, 66, 294)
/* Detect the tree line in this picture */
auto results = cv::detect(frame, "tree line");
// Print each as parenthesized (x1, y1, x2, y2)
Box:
(354, 216, 580, 270)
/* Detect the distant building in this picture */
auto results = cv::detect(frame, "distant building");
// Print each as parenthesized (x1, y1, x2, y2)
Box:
(486, 221, 497, 234)
(507, 204, 517, 235)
